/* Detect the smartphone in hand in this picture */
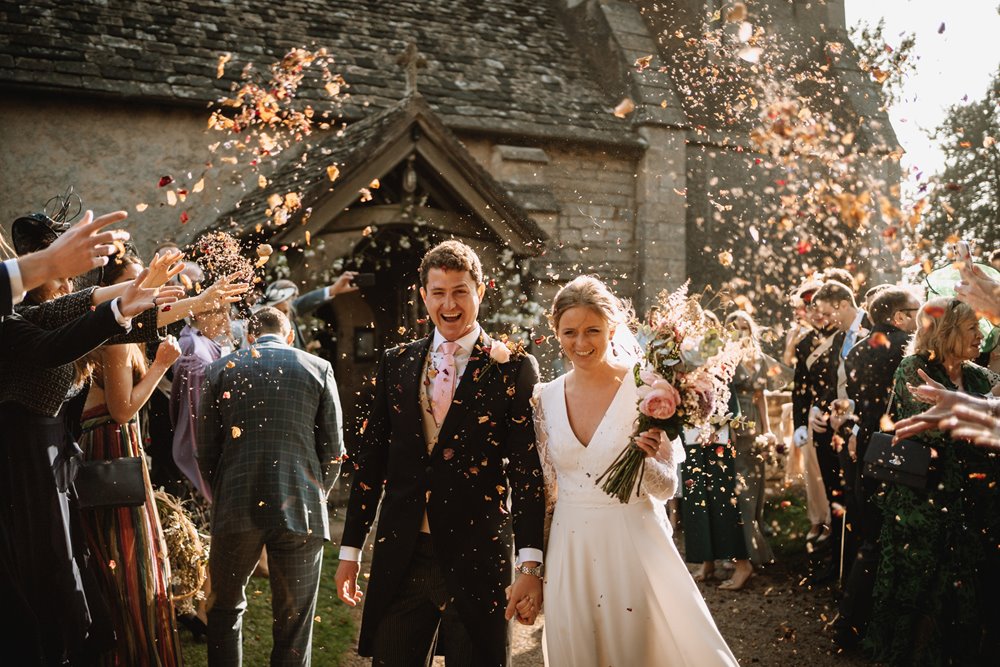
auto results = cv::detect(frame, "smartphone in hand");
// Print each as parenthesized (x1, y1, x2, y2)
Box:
(351, 273, 375, 288)
(954, 240, 972, 263)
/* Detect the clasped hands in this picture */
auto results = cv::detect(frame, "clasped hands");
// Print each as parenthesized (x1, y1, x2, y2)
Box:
(335, 557, 544, 626)
(505, 563, 543, 626)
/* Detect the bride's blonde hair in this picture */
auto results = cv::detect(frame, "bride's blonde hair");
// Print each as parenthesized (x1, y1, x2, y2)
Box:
(549, 275, 633, 330)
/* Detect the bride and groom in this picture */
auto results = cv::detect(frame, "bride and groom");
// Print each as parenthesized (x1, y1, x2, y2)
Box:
(335, 240, 738, 666)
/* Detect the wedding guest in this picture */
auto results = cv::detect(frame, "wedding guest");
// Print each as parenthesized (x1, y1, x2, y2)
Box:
(198, 307, 344, 666)
(679, 309, 748, 586)
(0, 209, 130, 319)
(170, 292, 234, 501)
(725, 311, 792, 583)
(834, 286, 921, 649)
(784, 281, 832, 538)
(804, 281, 862, 582)
(0, 213, 175, 664)
(533, 275, 738, 665)
(865, 297, 1000, 665)
(682, 381, 749, 586)
(76, 245, 248, 666)
(256, 273, 358, 350)
(144, 243, 208, 495)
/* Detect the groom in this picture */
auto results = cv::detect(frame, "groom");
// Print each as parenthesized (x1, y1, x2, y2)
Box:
(335, 240, 545, 666)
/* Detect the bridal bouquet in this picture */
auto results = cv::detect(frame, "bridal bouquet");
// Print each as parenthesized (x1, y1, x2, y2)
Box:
(597, 283, 747, 503)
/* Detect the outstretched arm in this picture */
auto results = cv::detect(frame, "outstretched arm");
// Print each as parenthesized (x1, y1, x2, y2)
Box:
(16, 210, 131, 294)
(0, 304, 123, 368)
(101, 337, 182, 424)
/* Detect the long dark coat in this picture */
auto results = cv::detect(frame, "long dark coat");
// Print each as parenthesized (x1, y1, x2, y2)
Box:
(341, 331, 545, 665)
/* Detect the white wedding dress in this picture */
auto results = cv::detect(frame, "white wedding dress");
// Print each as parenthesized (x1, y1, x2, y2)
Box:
(534, 375, 739, 667)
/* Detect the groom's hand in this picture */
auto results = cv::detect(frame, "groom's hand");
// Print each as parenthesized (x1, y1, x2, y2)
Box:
(335, 560, 364, 606)
(505, 563, 542, 625)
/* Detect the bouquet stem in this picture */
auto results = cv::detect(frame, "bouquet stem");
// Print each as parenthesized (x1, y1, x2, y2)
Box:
(596, 443, 647, 504)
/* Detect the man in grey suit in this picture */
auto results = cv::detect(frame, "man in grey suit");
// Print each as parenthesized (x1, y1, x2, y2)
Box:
(199, 306, 344, 667)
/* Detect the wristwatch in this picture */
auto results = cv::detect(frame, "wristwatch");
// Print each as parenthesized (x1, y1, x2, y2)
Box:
(517, 563, 543, 578)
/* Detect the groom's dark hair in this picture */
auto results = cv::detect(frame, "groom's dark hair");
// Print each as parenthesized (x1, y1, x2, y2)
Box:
(419, 240, 483, 286)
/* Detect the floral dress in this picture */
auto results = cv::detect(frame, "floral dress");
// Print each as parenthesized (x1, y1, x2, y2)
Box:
(865, 354, 1000, 666)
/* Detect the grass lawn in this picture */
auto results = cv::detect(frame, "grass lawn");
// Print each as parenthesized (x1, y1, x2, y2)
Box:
(762, 486, 813, 558)
(180, 545, 356, 666)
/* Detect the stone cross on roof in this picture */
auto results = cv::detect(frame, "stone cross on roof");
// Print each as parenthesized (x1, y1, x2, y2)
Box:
(396, 40, 427, 96)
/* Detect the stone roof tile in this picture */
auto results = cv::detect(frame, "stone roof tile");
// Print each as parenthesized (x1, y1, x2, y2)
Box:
(0, 0, 631, 144)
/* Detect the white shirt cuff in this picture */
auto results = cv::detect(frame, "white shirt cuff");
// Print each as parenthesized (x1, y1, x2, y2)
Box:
(5, 259, 25, 306)
(110, 297, 133, 332)
(325, 285, 334, 300)
(339, 546, 362, 562)
(517, 548, 544, 565)
(793, 425, 809, 448)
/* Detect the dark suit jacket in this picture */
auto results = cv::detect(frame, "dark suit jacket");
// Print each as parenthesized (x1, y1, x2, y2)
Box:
(342, 331, 544, 663)
(1, 261, 12, 317)
(792, 326, 845, 429)
(792, 329, 825, 430)
(198, 335, 344, 540)
(0, 288, 176, 416)
(814, 329, 848, 412)
(845, 324, 911, 459)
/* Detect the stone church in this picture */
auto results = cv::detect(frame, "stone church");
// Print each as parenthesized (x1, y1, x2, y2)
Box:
(0, 0, 896, 436)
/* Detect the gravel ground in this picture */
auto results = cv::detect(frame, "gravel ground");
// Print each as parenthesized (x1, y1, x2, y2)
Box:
(330, 508, 867, 666)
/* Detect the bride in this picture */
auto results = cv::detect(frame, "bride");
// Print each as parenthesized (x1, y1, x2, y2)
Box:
(527, 276, 738, 667)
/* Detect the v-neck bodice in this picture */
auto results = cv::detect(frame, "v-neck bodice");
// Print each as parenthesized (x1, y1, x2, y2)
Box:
(540, 374, 640, 506)
(560, 373, 628, 449)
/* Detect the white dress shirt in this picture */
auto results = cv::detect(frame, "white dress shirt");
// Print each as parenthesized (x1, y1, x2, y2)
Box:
(4, 258, 25, 306)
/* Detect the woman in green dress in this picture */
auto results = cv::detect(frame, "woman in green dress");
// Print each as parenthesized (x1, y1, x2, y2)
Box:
(866, 297, 1000, 666)
(682, 387, 751, 586)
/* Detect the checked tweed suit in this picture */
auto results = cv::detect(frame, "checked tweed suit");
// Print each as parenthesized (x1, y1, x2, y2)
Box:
(199, 334, 344, 666)
(342, 331, 545, 666)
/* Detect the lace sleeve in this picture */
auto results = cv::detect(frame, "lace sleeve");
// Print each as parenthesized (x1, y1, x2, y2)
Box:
(640, 434, 685, 501)
(531, 383, 557, 541)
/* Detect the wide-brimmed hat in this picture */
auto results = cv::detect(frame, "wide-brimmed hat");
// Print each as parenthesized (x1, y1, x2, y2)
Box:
(259, 279, 300, 308)
(11, 212, 71, 256)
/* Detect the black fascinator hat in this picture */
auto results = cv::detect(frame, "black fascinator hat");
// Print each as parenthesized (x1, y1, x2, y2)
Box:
(11, 187, 82, 256)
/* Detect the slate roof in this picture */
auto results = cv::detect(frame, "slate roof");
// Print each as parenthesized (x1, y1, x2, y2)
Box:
(0, 0, 634, 145)
(220, 94, 548, 251)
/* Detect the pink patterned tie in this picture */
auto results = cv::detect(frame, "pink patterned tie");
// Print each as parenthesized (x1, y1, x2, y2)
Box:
(431, 341, 461, 425)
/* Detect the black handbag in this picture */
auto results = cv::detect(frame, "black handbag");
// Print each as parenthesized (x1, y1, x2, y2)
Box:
(74, 457, 147, 509)
(862, 431, 938, 490)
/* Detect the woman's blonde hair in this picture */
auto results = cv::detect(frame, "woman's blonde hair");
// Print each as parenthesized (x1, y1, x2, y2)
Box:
(909, 297, 978, 362)
(549, 275, 632, 330)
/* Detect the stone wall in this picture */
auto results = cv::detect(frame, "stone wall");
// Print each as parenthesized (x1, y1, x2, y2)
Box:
(0, 92, 249, 254)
